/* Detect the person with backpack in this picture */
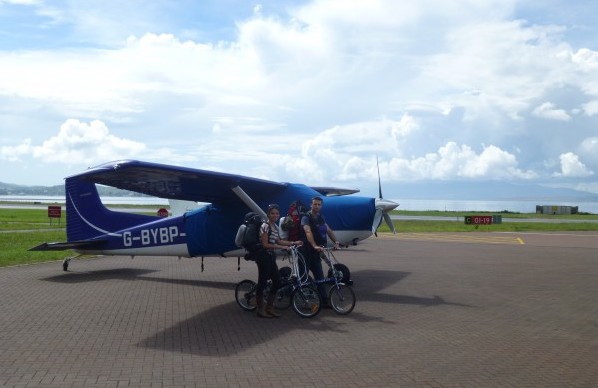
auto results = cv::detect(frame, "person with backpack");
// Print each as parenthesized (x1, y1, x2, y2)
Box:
(279, 200, 307, 241)
(300, 196, 341, 307)
(255, 204, 303, 318)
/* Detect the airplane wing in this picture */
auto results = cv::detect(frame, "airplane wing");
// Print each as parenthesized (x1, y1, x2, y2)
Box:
(310, 186, 360, 196)
(71, 160, 287, 204)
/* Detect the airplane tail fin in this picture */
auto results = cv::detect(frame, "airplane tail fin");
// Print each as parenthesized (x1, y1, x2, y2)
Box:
(65, 177, 159, 242)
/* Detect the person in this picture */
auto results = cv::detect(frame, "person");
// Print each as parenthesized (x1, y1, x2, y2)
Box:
(300, 196, 341, 307)
(255, 204, 303, 318)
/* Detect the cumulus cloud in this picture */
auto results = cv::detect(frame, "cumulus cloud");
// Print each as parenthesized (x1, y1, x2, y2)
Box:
(554, 152, 594, 177)
(1, 119, 146, 165)
(582, 100, 598, 116)
(580, 136, 598, 152)
(0, 0, 39, 5)
(270, 115, 534, 183)
(278, 116, 418, 182)
(383, 142, 537, 181)
(532, 102, 571, 121)
(571, 48, 598, 71)
(2, 0, 598, 193)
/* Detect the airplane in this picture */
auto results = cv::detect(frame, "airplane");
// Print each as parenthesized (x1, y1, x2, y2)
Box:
(30, 159, 398, 271)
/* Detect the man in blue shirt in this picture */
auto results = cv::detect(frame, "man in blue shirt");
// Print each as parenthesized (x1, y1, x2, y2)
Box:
(300, 196, 340, 306)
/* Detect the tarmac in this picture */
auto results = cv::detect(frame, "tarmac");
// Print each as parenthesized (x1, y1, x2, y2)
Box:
(1, 232, 597, 387)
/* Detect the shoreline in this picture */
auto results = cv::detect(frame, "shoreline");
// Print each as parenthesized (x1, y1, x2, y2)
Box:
(3, 201, 597, 220)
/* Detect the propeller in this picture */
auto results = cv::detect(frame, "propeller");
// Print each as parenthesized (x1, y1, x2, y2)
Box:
(372, 156, 399, 236)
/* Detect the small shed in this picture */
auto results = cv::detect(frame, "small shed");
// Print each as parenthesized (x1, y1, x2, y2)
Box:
(535, 205, 578, 215)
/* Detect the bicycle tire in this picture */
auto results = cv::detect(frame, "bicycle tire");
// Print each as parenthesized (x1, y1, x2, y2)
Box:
(279, 266, 292, 279)
(327, 263, 351, 284)
(235, 279, 257, 311)
(328, 283, 356, 315)
(291, 284, 321, 318)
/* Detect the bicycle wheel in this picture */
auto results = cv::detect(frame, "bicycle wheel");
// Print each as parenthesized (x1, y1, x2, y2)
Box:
(291, 284, 322, 318)
(327, 263, 351, 284)
(328, 283, 356, 315)
(279, 266, 292, 280)
(235, 279, 257, 311)
(273, 283, 292, 310)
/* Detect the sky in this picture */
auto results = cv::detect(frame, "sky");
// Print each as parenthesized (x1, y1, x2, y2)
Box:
(1, 0, 598, 199)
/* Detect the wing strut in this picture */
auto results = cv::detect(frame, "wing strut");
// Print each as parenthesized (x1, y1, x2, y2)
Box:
(231, 185, 267, 219)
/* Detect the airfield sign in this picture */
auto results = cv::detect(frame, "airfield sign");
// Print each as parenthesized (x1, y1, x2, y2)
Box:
(48, 205, 62, 225)
(464, 215, 502, 225)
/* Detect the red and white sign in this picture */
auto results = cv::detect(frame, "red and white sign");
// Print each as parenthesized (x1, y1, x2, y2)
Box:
(464, 215, 492, 225)
(48, 205, 62, 218)
(157, 208, 169, 217)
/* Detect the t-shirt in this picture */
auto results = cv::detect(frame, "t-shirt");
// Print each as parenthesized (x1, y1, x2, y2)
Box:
(260, 222, 280, 247)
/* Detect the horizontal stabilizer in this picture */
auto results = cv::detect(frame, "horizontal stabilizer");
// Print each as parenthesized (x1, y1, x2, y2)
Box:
(29, 240, 106, 251)
(310, 186, 360, 196)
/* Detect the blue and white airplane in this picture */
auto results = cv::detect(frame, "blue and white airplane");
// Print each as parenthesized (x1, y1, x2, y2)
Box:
(31, 160, 398, 271)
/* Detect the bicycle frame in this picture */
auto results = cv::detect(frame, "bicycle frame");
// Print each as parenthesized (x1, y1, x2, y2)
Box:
(276, 246, 310, 298)
(313, 247, 344, 288)
(286, 245, 310, 284)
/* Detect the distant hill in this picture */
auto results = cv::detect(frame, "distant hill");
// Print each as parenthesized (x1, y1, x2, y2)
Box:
(352, 180, 598, 202)
(0, 182, 64, 196)
(3, 180, 598, 202)
(0, 182, 148, 197)
(380, 181, 598, 202)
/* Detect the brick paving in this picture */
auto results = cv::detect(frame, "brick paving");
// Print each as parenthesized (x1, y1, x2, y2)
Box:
(1, 233, 597, 387)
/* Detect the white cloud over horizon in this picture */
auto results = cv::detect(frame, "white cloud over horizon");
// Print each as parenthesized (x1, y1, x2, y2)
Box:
(554, 152, 594, 178)
(1, 0, 597, 199)
(1, 119, 146, 164)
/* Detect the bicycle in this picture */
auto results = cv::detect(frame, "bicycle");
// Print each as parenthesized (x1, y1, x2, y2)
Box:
(234, 246, 322, 318)
(311, 247, 356, 315)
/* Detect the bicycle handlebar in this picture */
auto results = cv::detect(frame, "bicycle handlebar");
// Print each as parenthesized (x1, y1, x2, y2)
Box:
(318, 246, 339, 250)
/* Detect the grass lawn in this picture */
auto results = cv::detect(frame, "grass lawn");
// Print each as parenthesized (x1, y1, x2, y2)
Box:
(1, 206, 597, 268)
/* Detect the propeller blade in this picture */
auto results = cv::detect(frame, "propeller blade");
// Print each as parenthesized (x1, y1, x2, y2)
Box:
(373, 198, 399, 236)
(383, 212, 396, 234)
(377, 156, 383, 199)
(373, 157, 398, 236)
(372, 209, 383, 236)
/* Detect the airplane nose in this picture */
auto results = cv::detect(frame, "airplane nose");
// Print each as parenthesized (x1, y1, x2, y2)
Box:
(375, 198, 399, 212)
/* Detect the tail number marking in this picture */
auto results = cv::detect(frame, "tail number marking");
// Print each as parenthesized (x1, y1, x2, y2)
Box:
(123, 226, 180, 247)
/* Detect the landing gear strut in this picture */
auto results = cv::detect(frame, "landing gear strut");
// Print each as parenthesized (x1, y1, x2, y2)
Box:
(62, 257, 72, 271)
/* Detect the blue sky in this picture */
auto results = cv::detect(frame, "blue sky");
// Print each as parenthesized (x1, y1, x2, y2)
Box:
(1, 0, 598, 199)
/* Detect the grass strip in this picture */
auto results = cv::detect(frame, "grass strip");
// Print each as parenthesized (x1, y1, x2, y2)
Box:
(2, 207, 598, 268)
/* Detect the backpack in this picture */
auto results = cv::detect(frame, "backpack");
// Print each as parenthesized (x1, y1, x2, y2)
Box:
(305, 211, 327, 246)
(281, 200, 307, 241)
(234, 212, 266, 260)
